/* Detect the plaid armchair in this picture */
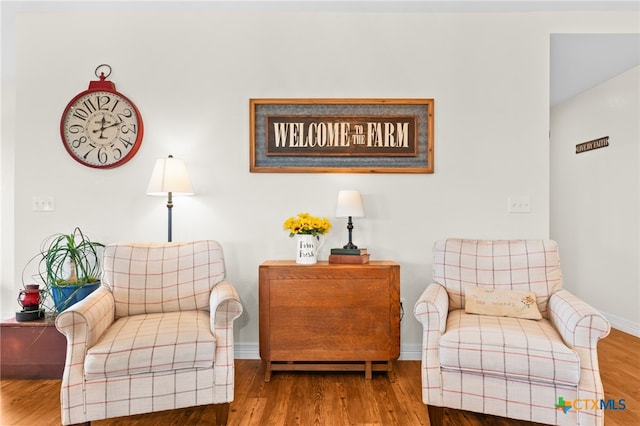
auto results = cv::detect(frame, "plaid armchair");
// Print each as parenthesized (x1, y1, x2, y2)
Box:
(55, 241, 243, 425)
(414, 239, 610, 425)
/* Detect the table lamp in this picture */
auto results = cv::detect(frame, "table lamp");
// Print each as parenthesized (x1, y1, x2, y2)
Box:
(335, 190, 365, 249)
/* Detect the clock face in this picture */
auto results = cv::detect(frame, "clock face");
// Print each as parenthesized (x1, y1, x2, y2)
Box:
(61, 90, 143, 168)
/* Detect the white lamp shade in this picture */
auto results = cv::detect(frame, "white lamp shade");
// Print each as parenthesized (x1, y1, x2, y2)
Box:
(335, 190, 364, 218)
(146, 155, 195, 196)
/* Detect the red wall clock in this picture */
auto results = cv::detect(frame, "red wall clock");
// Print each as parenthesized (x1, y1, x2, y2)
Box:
(60, 64, 144, 168)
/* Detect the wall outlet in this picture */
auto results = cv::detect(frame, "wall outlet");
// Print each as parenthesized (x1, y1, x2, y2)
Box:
(508, 196, 531, 213)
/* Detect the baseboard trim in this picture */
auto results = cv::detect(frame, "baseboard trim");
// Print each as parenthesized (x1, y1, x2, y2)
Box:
(601, 310, 640, 338)
(235, 343, 259, 360)
(398, 344, 422, 360)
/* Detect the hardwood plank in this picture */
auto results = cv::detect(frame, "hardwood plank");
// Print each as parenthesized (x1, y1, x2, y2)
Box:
(0, 379, 62, 426)
(598, 328, 640, 426)
(390, 361, 433, 425)
(345, 373, 384, 424)
(0, 329, 637, 425)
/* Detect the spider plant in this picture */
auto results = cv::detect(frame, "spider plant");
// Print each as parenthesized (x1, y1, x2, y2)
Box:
(29, 227, 105, 312)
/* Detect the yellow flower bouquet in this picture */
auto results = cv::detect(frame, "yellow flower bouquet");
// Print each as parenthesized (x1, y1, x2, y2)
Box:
(283, 212, 332, 237)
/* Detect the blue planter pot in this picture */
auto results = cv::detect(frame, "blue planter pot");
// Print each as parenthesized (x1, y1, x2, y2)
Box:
(52, 281, 100, 312)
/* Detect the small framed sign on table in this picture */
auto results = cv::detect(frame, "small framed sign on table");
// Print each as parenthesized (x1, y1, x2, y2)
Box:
(250, 98, 434, 173)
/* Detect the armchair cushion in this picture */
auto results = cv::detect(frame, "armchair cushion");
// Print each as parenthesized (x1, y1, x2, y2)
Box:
(440, 310, 580, 386)
(85, 310, 215, 380)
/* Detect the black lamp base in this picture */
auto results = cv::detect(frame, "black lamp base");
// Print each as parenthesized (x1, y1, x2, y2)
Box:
(342, 215, 358, 250)
(15, 309, 44, 322)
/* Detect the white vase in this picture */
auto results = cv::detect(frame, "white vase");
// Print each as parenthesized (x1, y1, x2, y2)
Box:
(295, 234, 324, 264)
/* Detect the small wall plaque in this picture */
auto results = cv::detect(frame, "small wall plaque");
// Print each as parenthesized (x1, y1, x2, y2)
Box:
(576, 136, 609, 154)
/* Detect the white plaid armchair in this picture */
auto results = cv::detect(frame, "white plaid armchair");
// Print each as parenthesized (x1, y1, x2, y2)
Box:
(414, 239, 610, 425)
(55, 241, 243, 425)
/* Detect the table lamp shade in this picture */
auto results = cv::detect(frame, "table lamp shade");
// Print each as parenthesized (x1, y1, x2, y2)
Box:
(146, 155, 194, 196)
(335, 190, 364, 218)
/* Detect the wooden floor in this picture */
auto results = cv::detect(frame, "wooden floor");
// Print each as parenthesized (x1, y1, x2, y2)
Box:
(1, 328, 638, 425)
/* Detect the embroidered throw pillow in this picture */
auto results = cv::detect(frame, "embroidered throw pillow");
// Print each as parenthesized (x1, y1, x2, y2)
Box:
(464, 286, 542, 320)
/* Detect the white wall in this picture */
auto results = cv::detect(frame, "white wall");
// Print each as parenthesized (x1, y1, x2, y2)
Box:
(551, 66, 640, 336)
(2, 6, 638, 358)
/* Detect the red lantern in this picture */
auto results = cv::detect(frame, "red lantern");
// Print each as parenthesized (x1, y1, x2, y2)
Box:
(18, 284, 41, 310)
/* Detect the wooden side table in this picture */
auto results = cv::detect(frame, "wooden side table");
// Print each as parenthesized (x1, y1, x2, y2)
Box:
(0, 316, 66, 379)
(259, 260, 400, 382)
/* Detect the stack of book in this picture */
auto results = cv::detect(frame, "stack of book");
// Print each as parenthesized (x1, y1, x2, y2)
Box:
(328, 247, 370, 264)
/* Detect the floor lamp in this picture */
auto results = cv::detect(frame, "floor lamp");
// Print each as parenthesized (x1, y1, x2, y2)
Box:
(146, 155, 194, 242)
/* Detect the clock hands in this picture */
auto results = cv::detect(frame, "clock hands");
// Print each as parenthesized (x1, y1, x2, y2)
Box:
(93, 114, 121, 139)
(98, 121, 122, 131)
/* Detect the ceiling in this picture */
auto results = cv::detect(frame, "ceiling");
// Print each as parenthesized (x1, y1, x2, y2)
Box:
(551, 33, 640, 106)
(2, 1, 639, 106)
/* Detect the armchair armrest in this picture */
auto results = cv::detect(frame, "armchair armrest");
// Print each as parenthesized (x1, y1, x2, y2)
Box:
(414, 283, 449, 334)
(549, 290, 611, 412)
(209, 279, 243, 331)
(549, 289, 610, 349)
(55, 286, 116, 352)
(413, 283, 449, 406)
(549, 289, 610, 407)
(55, 285, 115, 413)
(209, 279, 243, 395)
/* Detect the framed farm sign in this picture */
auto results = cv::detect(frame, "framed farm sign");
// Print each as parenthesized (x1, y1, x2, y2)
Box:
(249, 98, 434, 173)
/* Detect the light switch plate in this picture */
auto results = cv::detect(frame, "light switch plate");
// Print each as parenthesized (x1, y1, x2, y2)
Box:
(508, 196, 531, 213)
(32, 196, 55, 212)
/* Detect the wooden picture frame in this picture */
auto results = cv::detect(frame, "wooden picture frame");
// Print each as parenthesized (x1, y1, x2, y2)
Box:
(250, 98, 434, 173)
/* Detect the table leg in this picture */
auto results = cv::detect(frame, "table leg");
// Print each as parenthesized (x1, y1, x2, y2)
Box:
(387, 360, 396, 382)
(264, 361, 272, 382)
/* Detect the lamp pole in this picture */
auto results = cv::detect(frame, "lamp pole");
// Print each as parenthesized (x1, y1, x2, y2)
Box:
(166, 191, 173, 242)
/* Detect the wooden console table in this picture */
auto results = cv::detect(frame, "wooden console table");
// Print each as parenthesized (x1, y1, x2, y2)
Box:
(0, 316, 66, 379)
(259, 260, 400, 382)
